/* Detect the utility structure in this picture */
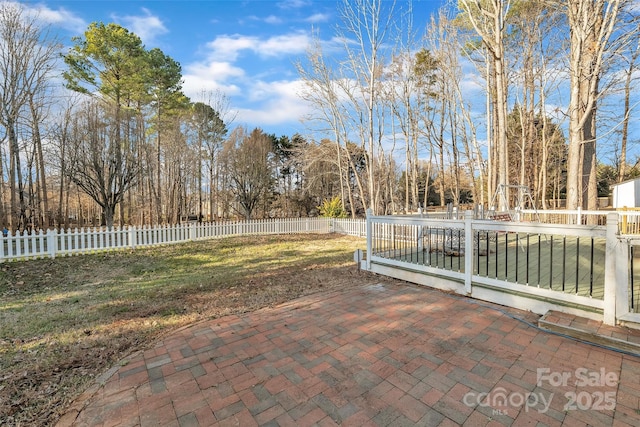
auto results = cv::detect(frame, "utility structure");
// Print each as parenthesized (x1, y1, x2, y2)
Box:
(489, 184, 540, 222)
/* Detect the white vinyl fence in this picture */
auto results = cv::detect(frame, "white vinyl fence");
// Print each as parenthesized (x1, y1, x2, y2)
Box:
(0, 217, 367, 262)
(5, 210, 636, 263)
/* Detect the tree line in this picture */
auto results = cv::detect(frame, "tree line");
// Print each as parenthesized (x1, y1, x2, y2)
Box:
(0, 1, 638, 230)
(299, 0, 640, 216)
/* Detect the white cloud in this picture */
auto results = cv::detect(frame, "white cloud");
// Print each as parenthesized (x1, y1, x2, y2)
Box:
(206, 31, 310, 61)
(235, 79, 311, 128)
(247, 15, 283, 25)
(264, 15, 283, 25)
(23, 2, 86, 33)
(459, 73, 484, 95)
(112, 8, 168, 45)
(185, 31, 314, 132)
(260, 33, 310, 56)
(248, 79, 302, 102)
(277, 0, 311, 9)
(184, 64, 310, 129)
(182, 61, 244, 97)
(207, 35, 258, 61)
(305, 13, 330, 24)
(182, 74, 241, 98)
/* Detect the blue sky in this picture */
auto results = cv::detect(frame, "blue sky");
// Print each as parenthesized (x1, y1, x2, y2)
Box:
(28, 0, 446, 138)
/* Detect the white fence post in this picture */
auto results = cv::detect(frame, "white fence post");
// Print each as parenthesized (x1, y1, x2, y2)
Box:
(611, 213, 630, 321)
(604, 213, 623, 325)
(129, 226, 137, 249)
(577, 206, 582, 225)
(190, 222, 196, 241)
(464, 211, 473, 294)
(47, 229, 57, 259)
(616, 239, 631, 320)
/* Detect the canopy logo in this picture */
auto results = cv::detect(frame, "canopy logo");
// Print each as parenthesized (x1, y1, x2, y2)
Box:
(462, 387, 553, 414)
(462, 367, 618, 415)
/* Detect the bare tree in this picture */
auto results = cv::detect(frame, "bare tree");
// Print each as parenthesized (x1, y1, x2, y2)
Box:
(65, 101, 139, 227)
(297, 35, 365, 217)
(300, 138, 344, 209)
(504, 0, 565, 207)
(338, 0, 396, 213)
(0, 2, 59, 229)
(192, 90, 234, 221)
(224, 127, 274, 220)
(458, 0, 511, 210)
(562, 0, 621, 209)
(614, 12, 640, 182)
(422, 9, 485, 208)
(297, 0, 402, 215)
(384, 1, 433, 212)
(146, 47, 188, 223)
(50, 97, 81, 228)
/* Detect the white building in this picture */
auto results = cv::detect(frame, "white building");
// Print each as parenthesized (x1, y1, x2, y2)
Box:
(612, 178, 640, 208)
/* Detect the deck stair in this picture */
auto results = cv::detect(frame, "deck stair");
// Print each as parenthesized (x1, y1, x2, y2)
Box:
(539, 310, 640, 356)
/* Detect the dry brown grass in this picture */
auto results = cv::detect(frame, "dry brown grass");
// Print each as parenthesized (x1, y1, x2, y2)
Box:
(0, 233, 376, 426)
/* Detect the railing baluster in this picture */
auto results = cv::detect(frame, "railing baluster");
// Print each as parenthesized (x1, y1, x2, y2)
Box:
(537, 234, 541, 286)
(449, 229, 453, 270)
(575, 237, 580, 294)
(525, 234, 529, 285)
(486, 231, 489, 277)
(476, 230, 480, 275)
(415, 225, 419, 264)
(457, 229, 461, 271)
(505, 233, 509, 280)
(515, 233, 519, 284)
(495, 231, 499, 278)
(590, 237, 594, 297)
(549, 236, 554, 289)
(562, 236, 566, 292)
(428, 227, 432, 266)
(631, 244, 635, 312)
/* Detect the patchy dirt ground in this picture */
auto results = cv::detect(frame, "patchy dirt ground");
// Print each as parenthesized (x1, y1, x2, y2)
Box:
(0, 234, 377, 426)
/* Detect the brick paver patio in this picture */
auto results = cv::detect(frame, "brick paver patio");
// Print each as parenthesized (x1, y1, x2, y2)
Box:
(57, 281, 640, 426)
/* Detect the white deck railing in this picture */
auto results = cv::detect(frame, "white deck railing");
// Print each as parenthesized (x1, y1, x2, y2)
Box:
(520, 208, 640, 235)
(364, 210, 639, 327)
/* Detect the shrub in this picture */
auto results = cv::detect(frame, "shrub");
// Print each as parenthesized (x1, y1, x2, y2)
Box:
(319, 197, 348, 218)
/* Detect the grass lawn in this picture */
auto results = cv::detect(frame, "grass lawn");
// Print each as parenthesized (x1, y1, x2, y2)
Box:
(0, 233, 374, 426)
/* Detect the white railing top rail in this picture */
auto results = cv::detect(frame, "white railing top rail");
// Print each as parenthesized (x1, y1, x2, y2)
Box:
(473, 219, 606, 238)
(367, 212, 607, 238)
(520, 208, 612, 216)
(368, 214, 465, 228)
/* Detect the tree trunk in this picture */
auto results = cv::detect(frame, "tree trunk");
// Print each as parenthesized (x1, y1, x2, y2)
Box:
(103, 204, 115, 229)
(30, 97, 48, 228)
(566, 0, 620, 209)
(494, 51, 509, 210)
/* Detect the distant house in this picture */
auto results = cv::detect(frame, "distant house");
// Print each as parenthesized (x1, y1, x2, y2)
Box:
(612, 178, 640, 208)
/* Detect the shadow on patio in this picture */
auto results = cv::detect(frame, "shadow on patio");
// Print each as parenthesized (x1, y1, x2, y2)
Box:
(58, 281, 640, 426)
